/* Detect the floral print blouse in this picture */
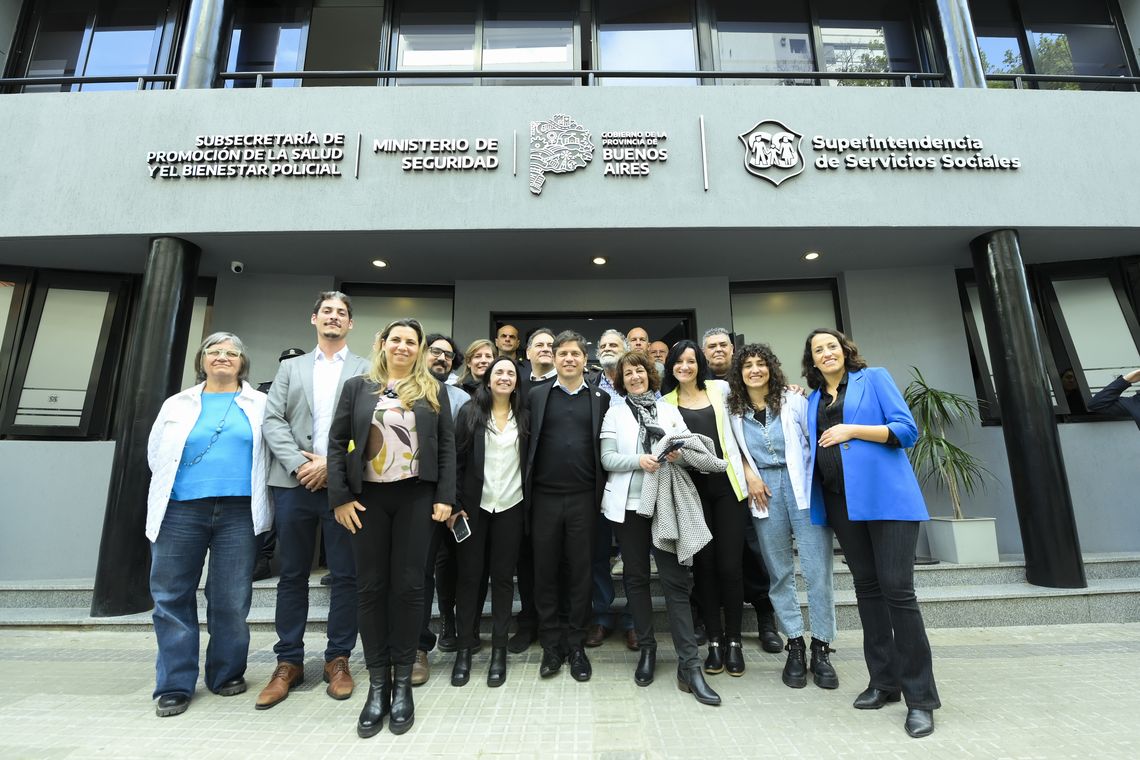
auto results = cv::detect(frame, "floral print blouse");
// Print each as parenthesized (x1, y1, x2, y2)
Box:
(363, 386, 420, 483)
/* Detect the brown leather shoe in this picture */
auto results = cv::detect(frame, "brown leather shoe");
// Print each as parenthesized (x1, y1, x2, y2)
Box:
(625, 629, 640, 651)
(255, 662, 304, 710)
(585, 624, 611, 648)
(411, 650, 430, 686)
(323, 656, 354, 700)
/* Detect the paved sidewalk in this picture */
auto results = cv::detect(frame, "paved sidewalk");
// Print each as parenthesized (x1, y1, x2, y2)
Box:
(0, 623, 1137, 759)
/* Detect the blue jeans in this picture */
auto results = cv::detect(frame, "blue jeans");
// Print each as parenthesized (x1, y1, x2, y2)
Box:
(752, 467, 836, 643)
(150, 497, 256, 698)
(271, 486, 357, 663)
(591, 516, 632, 631)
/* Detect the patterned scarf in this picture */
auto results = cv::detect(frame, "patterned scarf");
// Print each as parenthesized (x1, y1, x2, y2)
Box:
(625, 391, 665, 454)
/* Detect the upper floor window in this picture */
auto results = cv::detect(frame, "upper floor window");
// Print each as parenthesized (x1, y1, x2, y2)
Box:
(8, 0, 178, 92)
(596, 0, 698, 86)
(816, 0, 922, 87)
(968, 0, 1135, 90)
(225, 0, 311, 88)
(709, 0, 815, 86)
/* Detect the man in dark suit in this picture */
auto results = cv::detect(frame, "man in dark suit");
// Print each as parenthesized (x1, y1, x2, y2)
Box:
(526, 330, 607, 681)
(256, 292, 370, 709)
(1089, 368, 1140, 428)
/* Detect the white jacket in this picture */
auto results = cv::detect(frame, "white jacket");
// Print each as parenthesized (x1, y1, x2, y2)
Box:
(146, 381, 271, 541)
(729, 389, 812, 518)
(599, 400, 688, 523)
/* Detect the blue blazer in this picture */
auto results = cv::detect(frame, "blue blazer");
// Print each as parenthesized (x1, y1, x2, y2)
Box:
(806, 367, 928, 525)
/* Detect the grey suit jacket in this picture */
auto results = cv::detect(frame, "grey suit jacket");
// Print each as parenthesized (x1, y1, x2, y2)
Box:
(262, 348, 370, 488)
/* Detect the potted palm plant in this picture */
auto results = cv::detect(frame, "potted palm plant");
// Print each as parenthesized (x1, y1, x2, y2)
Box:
(904, 367, 999, 564)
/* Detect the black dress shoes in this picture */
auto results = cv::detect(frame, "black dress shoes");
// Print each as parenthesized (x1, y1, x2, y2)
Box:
(539, 648, 564, 678)
(634, 647, 656, 686)
(568, 647, 592, 682)
(704, 638, 724, 675)
(213, 676, 247, 696)
(905, 708, 935, 738)
(508, 625, 537, 654)
(853, 686, 902, 710)
(450, 648, 472, 687)
(677, 665, 721, 706)
(757, 609, 783, 654)
(155, 693, 190, 717)
(487, 646, 507, 688)
(438, 612, 459, 653)
(724, 640, 745, 676)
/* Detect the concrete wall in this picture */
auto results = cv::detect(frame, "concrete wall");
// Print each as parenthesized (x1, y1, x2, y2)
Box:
(0, 441, 114, 580)
(453, 277, 732, 350)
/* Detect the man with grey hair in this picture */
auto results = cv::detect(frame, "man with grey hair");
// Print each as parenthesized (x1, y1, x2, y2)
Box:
(588, 328, 628, 402)
(702, 327, 735, 381)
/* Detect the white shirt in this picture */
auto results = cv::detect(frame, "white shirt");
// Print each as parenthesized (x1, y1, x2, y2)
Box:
(481, 413, 523, 513)
(311, 345, 348, 457)
(554, 376, 588, 395)
(530, 367, 557, 382)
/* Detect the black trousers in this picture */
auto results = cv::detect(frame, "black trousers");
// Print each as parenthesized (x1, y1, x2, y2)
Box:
(823, 487, 940, 710)
(514, 532, 537, 631)
(419, 523, 489, 651)
(691, 473, 746, 641)
(352, 479, 435, 669)
(456, 504, 525, 648)
(610, 514, 702, 669)
(532, 489, 595, 652)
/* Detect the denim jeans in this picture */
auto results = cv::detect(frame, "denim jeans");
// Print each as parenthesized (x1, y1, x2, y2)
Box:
(150, 497, 256, 698)
(591, 516, 632, 631)
(752, 467, 836, 642)
(271, 485, 358, 664)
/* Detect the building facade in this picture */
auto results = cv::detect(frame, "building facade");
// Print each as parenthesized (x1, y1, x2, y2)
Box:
(1, 1, 1139, 606)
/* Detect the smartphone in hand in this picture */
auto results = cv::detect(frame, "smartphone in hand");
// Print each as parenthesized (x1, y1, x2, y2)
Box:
(656, 440, 685, 462)
(451, 514, 472, 543)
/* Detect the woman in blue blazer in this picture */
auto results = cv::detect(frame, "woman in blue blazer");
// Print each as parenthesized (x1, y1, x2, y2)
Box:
(802, 328, 940, 739)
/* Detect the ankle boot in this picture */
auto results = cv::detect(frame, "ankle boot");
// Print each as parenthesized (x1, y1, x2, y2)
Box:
(704, 637, 724, 675)
(634, 646, 656, 687)
(357, 667, 391, 739)
(487, 646, 507, 688)
(677, 665, 721, 706)
(810, 638, 839, 689)
(450, 648, 471, 687)
(438, 610, 458, 653)
(724, 639, 745, 676)
(389, 664, 415, 735)
(757, 608, 783, 654)
(782, 636, 807, 688)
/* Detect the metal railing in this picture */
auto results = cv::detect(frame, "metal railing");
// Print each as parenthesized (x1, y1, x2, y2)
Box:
(985, 72, 1140, 90)
(0, 73, 176, 90)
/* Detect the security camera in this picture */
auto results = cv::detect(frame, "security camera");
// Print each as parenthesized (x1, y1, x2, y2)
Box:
(230, 261, 245, 274)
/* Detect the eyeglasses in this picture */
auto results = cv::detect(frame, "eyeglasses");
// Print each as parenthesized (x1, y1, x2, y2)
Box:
(428, 347, 455, 360)
(204, 348, 242, 359)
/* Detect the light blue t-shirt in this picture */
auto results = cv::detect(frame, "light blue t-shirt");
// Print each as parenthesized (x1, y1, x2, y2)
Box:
(171, 392, 253, 501)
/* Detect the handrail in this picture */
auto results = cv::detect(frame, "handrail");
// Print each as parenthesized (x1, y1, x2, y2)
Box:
(985, 72, 1140, 89)
(0, 73, 176, 89)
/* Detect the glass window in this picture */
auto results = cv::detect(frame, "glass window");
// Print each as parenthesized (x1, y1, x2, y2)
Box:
(482, 0, 576, 85)
(967, 0, 1025, 89)
(15, 0, 171, 92)
(226, 0, 312, 88)
(393, 1, 478, 85)
(711, 0, 814, 86)
(1019, 0, 1130, 90)
(596, 0, 697, 86)
(816, 0, 920, 86)
(342, 292, 454, 358)
(302, 2, 385, 87)
(730, 285, 840, 379)
(1050, 277, 1140, 398)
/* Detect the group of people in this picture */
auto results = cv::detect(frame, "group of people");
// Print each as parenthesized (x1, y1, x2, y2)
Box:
(145, 290, 942, 740)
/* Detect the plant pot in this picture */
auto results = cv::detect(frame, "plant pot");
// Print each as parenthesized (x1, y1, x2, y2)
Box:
(925, 516, 999, 565)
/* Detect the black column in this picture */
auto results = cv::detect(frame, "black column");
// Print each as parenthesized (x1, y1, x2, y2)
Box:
(91, 237, 200, 616)
(970, 230, 1085, 589)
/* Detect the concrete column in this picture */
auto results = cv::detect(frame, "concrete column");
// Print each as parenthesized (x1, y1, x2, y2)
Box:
(91, 238, 200, 616)
(175, 0, 232, 89)
(969, 230, 1086, 589)
(932, 0, 987, 89)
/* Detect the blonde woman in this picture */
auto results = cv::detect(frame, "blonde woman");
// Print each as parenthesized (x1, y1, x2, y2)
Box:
(458, 338, 495, 395)
(327, 318, 455, 738)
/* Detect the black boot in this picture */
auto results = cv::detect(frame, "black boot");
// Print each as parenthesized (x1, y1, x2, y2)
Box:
(757, 608, 783, 654)
(450, 648, 471, 687)
(389, 664, 414, 735)
(704, 637, 724, 675)
(487, 646, 507, 688)
(357, 667, 391, 739)
(634, 646, 656, 687)
(724, 639, 745, 676)
(438, 610, 458, 653)
(809, 638, 839, 689)
(782, 636, 807, 688)
(677, 665, 721, 706)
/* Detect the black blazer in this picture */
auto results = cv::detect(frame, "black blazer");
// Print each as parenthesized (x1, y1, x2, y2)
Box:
(524, 379, 607, 507)
(327, 375, 456, 509)
(1088, 375, 1140, 429)
(454, 403, 529, 530)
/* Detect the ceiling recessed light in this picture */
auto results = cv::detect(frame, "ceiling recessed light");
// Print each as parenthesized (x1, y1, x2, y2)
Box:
(371, 259, 388, 268)
(804, 251, 820, 261)
(592, 256, 607, 265)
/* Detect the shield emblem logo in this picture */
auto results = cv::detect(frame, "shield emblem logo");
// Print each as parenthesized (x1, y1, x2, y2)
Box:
(738, 119, 805, 187)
